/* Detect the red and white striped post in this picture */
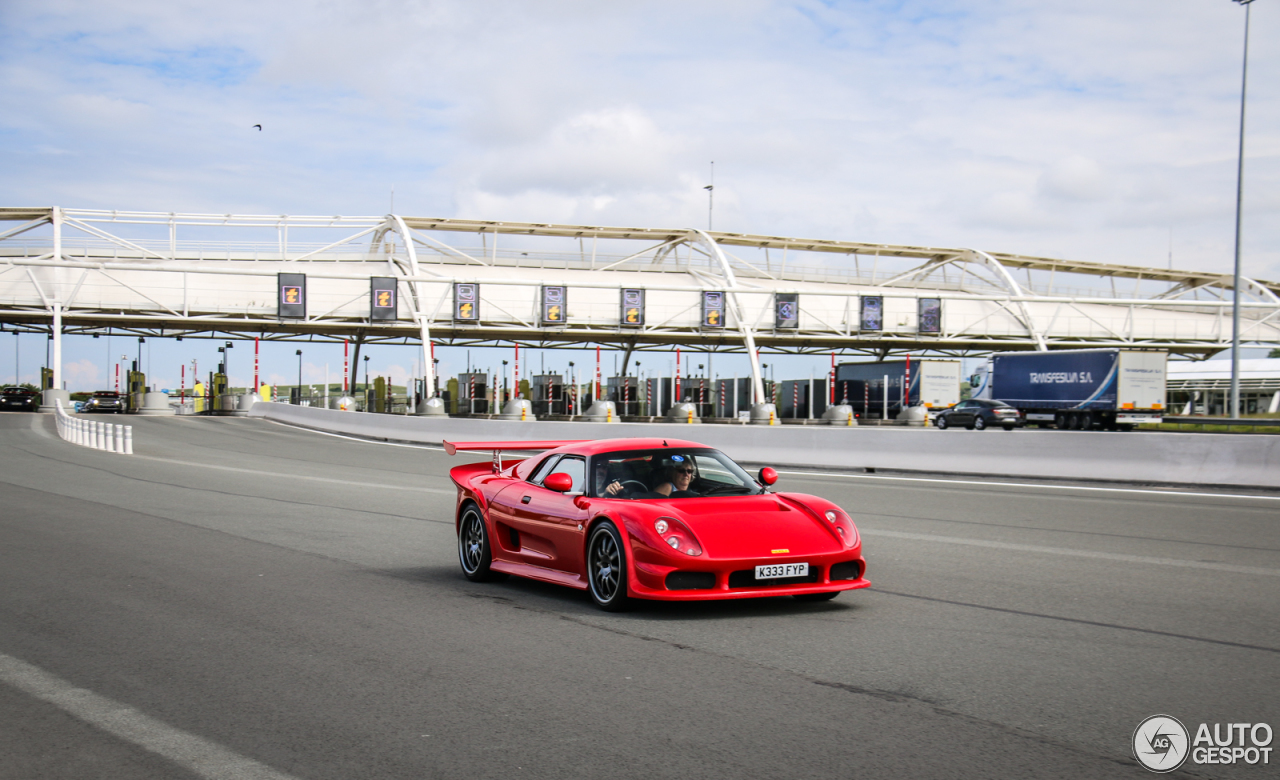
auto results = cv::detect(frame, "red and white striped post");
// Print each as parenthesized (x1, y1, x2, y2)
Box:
(343, 340, 349, 393)
(115, 363, 119, 392)
(792, 381, 798, 418)
(904, 353, 911, 409)
(514, 344, 520, 399)
(675, 348, 681, 402)
(646, 377, 653, 415)
(254, 337, 260, 391)
(594, 346, 601, 400)
(180, 364, 185, 403)
(830, 352, 836, 404)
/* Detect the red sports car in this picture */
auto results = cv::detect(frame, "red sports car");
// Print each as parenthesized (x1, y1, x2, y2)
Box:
(445, 437, 869, 611)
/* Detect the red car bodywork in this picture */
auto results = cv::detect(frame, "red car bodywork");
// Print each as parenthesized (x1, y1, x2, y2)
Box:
(447, 437, 870, 603)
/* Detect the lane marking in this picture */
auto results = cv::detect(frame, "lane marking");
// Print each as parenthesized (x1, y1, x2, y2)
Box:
(130, 455, 454, 495)
(0, 652, 302, 780)
(776, 469, 1280, 502)
(861, 528, 1280, 577)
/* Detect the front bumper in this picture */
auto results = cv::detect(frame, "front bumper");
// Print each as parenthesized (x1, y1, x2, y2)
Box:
(628, 555, 870, 601)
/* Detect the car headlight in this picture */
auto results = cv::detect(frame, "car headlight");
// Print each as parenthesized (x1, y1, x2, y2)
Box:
(823, 509, 859, 549)
(653, 516, 702, 556)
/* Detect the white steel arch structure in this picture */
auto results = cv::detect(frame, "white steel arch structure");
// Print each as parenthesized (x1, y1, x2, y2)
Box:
(2, 207, 1278, 398)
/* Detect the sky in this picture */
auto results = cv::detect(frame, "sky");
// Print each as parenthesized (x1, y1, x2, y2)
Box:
(1, 0, 1277, 391)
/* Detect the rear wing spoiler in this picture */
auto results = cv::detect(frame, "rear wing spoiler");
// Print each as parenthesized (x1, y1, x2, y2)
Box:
(443, 440, 587, 472)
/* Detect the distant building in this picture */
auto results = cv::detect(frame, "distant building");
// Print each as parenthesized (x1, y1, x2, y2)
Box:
(1167, 358, 1280, 416)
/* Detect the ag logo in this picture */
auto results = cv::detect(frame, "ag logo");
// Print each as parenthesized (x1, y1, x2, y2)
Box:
(1133, 715, 1189, 773)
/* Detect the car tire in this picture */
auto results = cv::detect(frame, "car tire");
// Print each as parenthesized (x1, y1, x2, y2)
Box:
(974, 416, 986, 431)
(935, 416, 948, 430)
(794, 591, 839, 602)
(587, 521, 633, 612)
(1002, 423, 1015, 431)
(457, 504, 506, 582)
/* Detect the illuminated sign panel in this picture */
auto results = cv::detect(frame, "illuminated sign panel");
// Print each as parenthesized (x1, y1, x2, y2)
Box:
(541, 285, 566, 325)
(278, 273, 306, 319)
(702, 291, 725, 329)
(775, 293, 799, 329)
(918, 298, 942, 334)
(454, 283, 479, 322)
(620, 288, 644, 327)
(370, 276, 397, 321)
(859, 295, 883, 331)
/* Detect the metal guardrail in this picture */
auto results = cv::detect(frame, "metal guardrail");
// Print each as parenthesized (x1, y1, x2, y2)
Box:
(54, 400, 133, 454)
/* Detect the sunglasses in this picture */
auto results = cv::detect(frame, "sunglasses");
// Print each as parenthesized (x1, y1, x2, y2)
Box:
(675, 468, 694, 475)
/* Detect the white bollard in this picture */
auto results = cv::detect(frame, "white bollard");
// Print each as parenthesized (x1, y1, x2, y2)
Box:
(123, 426, 133, 455)
(113, 424, 123, 454)
(107, 422, 115, 452)
(96, 420, 105, 450)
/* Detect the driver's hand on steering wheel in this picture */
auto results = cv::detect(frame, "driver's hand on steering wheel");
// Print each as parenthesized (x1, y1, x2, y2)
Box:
(604, 480, 625, 496)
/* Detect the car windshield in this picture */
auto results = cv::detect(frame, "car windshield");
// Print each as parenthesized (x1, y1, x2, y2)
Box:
(591, 448, 765, 499)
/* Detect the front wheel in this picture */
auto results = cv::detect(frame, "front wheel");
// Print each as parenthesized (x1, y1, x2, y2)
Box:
(457, 504, 506, 582)
(974, 416, 987, 431)
(587, 521, 632, 612)
(935, 415, 948, 430)
(794, 591, 839, 602)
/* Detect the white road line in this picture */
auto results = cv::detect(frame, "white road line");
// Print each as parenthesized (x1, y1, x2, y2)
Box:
(0, 652, 302, 780)
(861, 528, 1280, 577)
(776, 470, 1280, 502)
(126, 455, 456, 494)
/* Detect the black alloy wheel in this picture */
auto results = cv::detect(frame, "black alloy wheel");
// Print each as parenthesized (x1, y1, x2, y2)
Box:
(935, 415, 949, 430)
(587, 521, 632, 612)
(974, 416, 987, 431)
(458, 505, 506, 582)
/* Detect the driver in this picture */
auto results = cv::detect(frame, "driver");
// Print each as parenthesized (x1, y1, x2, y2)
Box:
(595, 460, 628, 497)
(654, 457, 698, 496)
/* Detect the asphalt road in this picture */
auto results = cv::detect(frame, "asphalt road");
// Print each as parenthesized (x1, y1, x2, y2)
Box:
(1, 412, 1277, 779)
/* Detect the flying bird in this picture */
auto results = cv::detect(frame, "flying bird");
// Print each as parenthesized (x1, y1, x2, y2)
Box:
(253, 124, 262, 131)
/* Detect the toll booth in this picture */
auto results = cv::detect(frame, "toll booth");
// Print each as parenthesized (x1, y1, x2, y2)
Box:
(210, 371, 229, 413)
(637, 377, 672, 416)
(40, 366, 54, 390)
(779, 379, 830, 419)
(456, 372, 490, 414)
(372, 376, 387, 413)
(606, 376, 642, 416)
(714, 377, 755, 418)
(531, 374, 566, 416)
(678, 377, 714, 418)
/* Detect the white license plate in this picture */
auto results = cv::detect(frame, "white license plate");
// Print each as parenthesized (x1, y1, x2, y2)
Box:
(755, 562, 809, 580)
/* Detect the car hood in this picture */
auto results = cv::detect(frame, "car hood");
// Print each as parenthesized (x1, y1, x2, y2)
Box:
(631, 493, 841, 558)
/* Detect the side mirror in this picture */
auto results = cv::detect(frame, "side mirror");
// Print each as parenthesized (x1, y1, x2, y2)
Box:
(544, 472, 574, 493)
(758, 467, 778, 486)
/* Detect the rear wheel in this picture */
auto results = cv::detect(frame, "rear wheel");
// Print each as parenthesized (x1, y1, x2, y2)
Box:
(587, 521, 632, 612)
(794, 591, 839, 602)
(457, 504, 506, 582)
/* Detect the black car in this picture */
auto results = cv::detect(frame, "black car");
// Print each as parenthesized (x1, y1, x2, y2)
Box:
(82, 390, 127, 413)
(0, 386, 40, 412)
(935, 399, 1023, 431)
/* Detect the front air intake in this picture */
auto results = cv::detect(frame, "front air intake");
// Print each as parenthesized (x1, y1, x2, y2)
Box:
(665, 571, 716, 590)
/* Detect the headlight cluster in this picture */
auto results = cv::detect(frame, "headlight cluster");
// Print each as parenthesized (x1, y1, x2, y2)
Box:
(823, 509, 859, 549)
(654, 516, 702, 556)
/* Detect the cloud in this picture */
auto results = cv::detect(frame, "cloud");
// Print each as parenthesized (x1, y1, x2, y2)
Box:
(62, 358, 100, 390)
(0, 0, 1275, 280)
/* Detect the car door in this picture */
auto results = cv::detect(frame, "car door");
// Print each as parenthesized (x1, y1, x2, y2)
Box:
(498, 455, 590, 573)
(951, 400, 974, 425)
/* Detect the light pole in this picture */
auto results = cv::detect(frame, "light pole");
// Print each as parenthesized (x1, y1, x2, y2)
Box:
(502, 360, 509, 403)
(223, 341, 233, 391)
(363, 355, 370, 410)
(296, 349, 303, 404)
(704, 161, 714, 231)
(1229, 0, 1256, 419)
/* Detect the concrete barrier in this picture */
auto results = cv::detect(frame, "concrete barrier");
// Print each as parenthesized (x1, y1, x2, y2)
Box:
(247, 402, 1280, 489)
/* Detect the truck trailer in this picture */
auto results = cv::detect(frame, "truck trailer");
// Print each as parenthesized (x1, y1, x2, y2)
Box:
(971, 349, 1166, 430)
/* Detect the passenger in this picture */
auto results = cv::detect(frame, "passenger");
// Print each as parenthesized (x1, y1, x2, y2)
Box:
(654, 458, 698, 496)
